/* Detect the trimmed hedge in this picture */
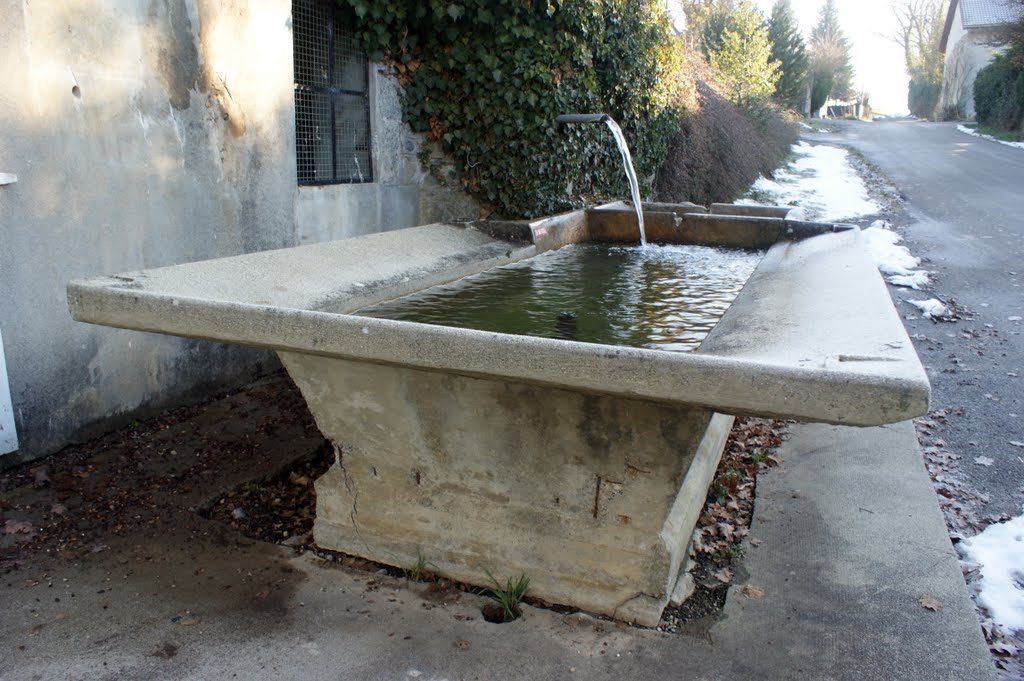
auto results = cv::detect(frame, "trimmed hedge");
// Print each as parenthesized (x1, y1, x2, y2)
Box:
(974, 54, 1024, 131)
(655, 82, 797, 206)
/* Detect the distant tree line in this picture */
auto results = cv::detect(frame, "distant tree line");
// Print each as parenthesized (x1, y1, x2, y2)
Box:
(684, 0, 857, 117)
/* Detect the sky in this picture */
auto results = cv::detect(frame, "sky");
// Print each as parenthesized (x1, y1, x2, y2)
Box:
(754, 0, 913, 114)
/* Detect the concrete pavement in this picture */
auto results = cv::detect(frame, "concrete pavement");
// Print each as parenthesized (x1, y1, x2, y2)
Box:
(0, 397, 995, 680)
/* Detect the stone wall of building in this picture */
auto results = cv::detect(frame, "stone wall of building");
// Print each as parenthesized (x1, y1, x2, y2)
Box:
(0, 0, 476, 464)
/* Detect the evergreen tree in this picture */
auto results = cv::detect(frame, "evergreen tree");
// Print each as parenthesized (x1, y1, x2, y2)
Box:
(701, 3, 735, 58)
(707, 1, 780, 107)
(809, 0, 855, 111)
(768, 0, 809, 110)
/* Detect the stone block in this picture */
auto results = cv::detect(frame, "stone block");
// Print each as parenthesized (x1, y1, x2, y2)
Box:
(282, 352, 732, 626)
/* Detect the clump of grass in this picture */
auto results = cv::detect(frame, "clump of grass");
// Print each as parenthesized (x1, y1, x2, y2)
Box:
(712, 544, 746, 562)
(977, 125, 1024, 142)
(404, 554, 435, 582)
(480, 569, 530, 623)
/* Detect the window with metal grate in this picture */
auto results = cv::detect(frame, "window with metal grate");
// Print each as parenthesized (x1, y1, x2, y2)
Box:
(293, 0, 373, 185)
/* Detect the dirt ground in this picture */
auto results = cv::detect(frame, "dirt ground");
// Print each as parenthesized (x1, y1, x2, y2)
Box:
(1, 373, 327, 570)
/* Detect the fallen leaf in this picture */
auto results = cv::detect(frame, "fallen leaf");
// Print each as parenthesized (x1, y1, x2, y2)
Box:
(737, 584, 765, 599)
(31, 466, 51, 488)
(3, 520, 35, 535)
(749, 537, 763, 547)
(919, 594, 943, 611)
(714, 568, 733, 584)
(974, 456, 995, 466)
(453, 639, 470, 650)
(151, 642, 178, 659)
(991, 641, 1019, 657)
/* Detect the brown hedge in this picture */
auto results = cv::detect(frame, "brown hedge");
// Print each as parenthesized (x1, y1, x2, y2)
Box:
(655, 82, 797, 206)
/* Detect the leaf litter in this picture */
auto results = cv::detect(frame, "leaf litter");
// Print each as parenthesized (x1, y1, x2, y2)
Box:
(658, 417, 784, 633)
(915, 408, 1024, 678)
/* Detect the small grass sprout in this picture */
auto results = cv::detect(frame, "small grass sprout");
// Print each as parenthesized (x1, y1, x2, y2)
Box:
(712, 544, 746, 563)
(405, 554, 435, 582)
(480, 569, 530, 622)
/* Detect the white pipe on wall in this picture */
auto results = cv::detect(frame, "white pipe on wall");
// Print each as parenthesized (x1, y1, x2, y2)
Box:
(0, 328, 19, 455)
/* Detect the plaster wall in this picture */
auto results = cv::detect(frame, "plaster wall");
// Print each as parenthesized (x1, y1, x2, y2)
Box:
(0, 0, 475, 463)
(940, 13, 1011, 118)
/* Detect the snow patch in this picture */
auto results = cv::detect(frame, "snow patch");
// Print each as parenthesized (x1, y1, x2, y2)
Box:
(959, 511, 1024, 633)
(957, 124, 1024, 150)
(862, 220, 931, 289)
(743, 141, 881, 221)
(907, 299, 949, 319)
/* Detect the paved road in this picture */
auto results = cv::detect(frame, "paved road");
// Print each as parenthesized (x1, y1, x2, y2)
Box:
(831, 120, 1024, 520)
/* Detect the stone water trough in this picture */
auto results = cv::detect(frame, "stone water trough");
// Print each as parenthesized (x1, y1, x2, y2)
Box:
(67, 202, 929, 626)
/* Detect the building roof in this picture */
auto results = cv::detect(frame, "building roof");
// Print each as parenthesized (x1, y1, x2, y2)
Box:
(961, 0, 1023, 27)
(940, 0, 1023, 52)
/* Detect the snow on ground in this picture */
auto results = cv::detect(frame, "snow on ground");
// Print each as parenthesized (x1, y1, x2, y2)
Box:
(957, 124, 1024, 151)
(861, 220, 931, 289)
(742, 144, 931, 290)
(741, 141, 880, 222)
(959, 510, 1024, 633)
(906, 298, 949, 319)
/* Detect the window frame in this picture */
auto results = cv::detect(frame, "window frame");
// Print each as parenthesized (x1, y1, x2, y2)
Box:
(293, 0, 374, 186)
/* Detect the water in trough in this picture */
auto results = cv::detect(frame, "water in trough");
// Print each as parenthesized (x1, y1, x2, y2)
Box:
(359, 243, 764, 353)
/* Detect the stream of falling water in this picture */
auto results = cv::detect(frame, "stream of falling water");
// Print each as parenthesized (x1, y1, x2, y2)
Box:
(602, 118, 647, 247)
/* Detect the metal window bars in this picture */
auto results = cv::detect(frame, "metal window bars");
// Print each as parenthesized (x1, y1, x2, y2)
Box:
(293, 0, 373, 185)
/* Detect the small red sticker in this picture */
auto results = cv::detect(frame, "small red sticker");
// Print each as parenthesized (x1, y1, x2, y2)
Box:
(533, 226, 548, 239)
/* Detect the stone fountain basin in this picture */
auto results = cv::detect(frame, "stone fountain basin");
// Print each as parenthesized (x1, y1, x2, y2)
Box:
(67, 203, 927, 427)
(67, 202, 929, 626)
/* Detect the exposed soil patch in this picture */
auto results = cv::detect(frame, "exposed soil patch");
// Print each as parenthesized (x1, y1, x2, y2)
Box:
(199, 442, 333, 548)
(0, 372, 327, 572)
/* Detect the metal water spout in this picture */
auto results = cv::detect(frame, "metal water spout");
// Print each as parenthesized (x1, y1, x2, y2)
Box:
(556, 113, 647, 247)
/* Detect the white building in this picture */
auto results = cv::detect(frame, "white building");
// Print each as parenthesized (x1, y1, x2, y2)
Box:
(938, 0, 1023, 119)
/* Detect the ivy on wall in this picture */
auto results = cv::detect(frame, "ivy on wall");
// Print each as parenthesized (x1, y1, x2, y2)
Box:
(335, 0, 683, 218)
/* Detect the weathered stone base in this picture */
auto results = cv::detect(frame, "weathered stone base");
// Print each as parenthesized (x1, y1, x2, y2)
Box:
(280, 351, 732, 626)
